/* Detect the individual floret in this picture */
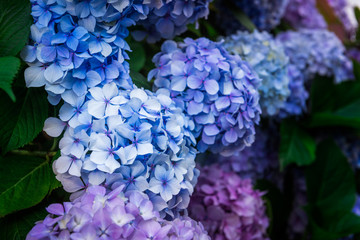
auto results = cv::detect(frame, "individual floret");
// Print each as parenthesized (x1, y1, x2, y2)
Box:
(149, 38, 262, 155)
(44, 83, 198, 217)
(188, 164, 270, 240)
(222, 30, 290, 116)
(26, 185, 210, 240)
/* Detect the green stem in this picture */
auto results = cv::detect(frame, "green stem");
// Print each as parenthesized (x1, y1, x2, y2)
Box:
(10, 150, 57, 158)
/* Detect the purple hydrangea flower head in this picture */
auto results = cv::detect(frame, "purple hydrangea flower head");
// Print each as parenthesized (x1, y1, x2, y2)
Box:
(327, 0, 356, 38)
(188, 164, 270, 240)
(348, 48, 360, 64)
(284, 0, 327, 29)
(230, 0, 289, 30)
(149, 38, 262, 155)
(45, 83, 199, 216)
(218, 127, 282, 188)
(222, 30, 290, 116)
(26, 185, 210, 240)
(132, 0, 212, 43)
(276, 29, 353, 117)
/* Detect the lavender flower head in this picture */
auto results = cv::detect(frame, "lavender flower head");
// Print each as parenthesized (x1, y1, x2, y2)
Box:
(277, 29, 353, 117)
(284, 0, 327, 29)
(44, 83, 198, 217)
(222, 30, 290, 116)
(230, 0, 289, 30)
(149, 38, 262, 155)
(133, 0, 212, 43)
(188, 164, 270, 240)
(26, 185, 210, 240)
(218, 127, 282, 188)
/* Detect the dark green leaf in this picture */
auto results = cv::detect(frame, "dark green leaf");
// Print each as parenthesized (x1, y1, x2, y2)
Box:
(355, 7, 360, 24)
(256, 180, 288, 239)
(0, 0, 32, 56)
(309, 76, 360, 128)
(353, 60, 360, 82)
(49, 151, 61, 191)
(231, 9, 256, 32)
(187, 23, 201, 38)
(130, 71, 152, 90)
(0, 156, 51, 217)
(0, 204, 47, 240)
(128, 42, 146, 72)
(0, 56, 20, 101)
(305, 139, 360, 238)
(279, 120, 316, 170)
(202, 21, 218, 40)
(0, 87, 48, 153)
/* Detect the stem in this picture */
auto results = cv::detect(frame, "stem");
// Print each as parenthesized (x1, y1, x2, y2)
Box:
(10, 150, 57, 158)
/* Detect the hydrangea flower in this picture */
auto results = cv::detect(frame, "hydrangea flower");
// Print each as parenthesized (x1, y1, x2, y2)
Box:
(217, 127, 282, 186)
(188, 164, 270, 240)
(229, 0, 288, 30)
(149, 38, 262, 155)
(327, 0, 356, 38)
(222, 30, 290, 116)
(26, 185, 210, 240)
(45, 83, 198, 216)
(23, 0, 146, 104)
(133, 0, 212, 43)
(284, 0, 327, 29)
(276, 29, 353, 117)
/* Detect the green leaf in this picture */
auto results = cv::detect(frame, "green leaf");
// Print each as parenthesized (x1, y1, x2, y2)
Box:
(0, 0, 32, 56)
(353, 60, 360, 82)
(231, 9, 256, 32)
(0, 87, 48, 153)
(130, 71, 152, 90)
(355, 7, 360, 24)
(128, 42, 146, 72)
(0, 56, 20, 101)
(256, 180, 289, 239)
(0, 205, 47, 240)
(0, 155, 52, 217)
(305, 139, 360, 239)
(309, 76, 360, 128)
(279, 120, 316, 170)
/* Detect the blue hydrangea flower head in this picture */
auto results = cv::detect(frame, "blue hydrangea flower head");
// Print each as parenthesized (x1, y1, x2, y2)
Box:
(222, 30, 290, 116)
(26, 185, 210, 240)
(132, 0, 212, 43)
(230, 0, 289, 30)
(276, 29, 353, 117)
(149, 37, 262, 155)
(44, 82, 198, 217)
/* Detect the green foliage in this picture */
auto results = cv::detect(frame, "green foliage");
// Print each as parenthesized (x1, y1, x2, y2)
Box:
(0, 155, 52, 217)
(305, 139, 360, 239)
(231, 9, 256, 32)
(279, 120, 316, 170)
(130, 71, 152, 90)
(256, 180, 289, 240)
(128, 41, 146, 72)
(0, 56, 20, 101)
(0, 87, 48, 153)
(0, 205, 47, 240)
(309, 74, 360, 128)
(0, 0, 32, 57)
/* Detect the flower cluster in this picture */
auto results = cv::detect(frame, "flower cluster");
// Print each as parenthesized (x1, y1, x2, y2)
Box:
(26, 185, 210, 240)
(45, 83, 198, 216)
(23, 0, 212, 104)
(149, 38, 262, 155)
(230, 0, 289, 30)
(327, 0, 356, 37)
(188, 165, 270, 240)
(277, 29, 353, 116)
(284, 0, 327, 29)
(218, 127, 282, 187)
(133, 0, 212, 43)
(222, 30, 290, 116)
